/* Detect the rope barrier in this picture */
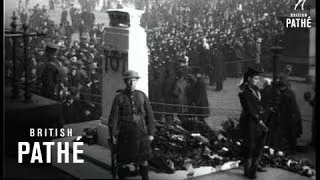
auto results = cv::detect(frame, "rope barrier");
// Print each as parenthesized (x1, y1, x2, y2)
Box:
(152, 111, 238, 117)
(150, 101, 240, 112)
(49, 89, 238, 111)
(19, 87, 315, 122)
(13, 78, 314, 119)
(27, 86, 313, 118)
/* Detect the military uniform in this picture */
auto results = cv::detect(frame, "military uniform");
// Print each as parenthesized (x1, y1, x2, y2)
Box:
(40, 42, 60, 100)
(109, 89, 155, 163)
(109, 70, 155, 179)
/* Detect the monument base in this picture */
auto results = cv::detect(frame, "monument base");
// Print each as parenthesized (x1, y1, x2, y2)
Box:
(97, 117, 110, 148)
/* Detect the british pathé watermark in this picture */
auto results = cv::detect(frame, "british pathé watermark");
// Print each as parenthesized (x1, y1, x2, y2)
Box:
(285, 0, 312, 28)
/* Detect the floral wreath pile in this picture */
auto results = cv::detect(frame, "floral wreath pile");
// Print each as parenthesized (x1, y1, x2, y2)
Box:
(149, 118, 316, 179)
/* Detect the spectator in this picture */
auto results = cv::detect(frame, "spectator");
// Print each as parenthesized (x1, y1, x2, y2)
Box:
(191, 72, 210, 122)
(62, 93, 81, 124)
(65, 21, 74, 48)
(172, 68, 189, 121)
(61, 7, 68, 26)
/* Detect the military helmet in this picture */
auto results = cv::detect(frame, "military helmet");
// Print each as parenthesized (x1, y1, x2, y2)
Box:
(123, 70, 140, 79)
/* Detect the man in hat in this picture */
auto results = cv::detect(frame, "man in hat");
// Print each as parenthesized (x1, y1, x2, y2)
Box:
(40, 42, 60, 99)
(61, 7, 68, 26)
(238, 67, 268, 179)
(70, 4, 76, 21)
(109, 70, 155, 180)
(277, 76, 302, 155)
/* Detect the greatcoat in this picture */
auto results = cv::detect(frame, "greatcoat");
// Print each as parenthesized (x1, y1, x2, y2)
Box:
(278, 87, 302, 152)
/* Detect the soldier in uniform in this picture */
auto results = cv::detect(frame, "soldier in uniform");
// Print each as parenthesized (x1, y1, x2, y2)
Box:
(238, 67, 268, 179)
(40, 42, 60, 100)
(109, 70, 155, 180)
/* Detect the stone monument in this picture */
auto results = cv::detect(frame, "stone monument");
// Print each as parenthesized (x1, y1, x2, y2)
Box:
(97, 8, 149, 147)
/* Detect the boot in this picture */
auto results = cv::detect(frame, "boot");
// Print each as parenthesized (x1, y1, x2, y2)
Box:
(257, 165, 267, 172)
(140, 165, 149, 180)
(244, 158, 257, 179)
(247, 165, 257, 179)
(244, 158, 252, 177)
(253, 156, 267, 172)
(118, 166, 129, 180)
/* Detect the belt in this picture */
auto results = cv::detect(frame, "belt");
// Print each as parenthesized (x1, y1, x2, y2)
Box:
(122, 115, 142, 122)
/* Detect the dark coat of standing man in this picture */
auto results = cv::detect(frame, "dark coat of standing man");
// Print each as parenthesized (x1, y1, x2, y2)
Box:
(40, 42, 60, 100)
(304, 88, 315, 147)
(49, 0, 55, 10)
(277, 76, 302, 155)
(238, 67, 268, 179)
(61, 7, 68, 26)
(79, 20, 86, 39)
(211, 46, 225, 91)
(109, 70, 155, 180)
(70, 4, 76, 25)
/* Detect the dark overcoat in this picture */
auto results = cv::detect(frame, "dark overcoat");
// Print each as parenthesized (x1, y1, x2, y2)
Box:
(238, 84, 265, 159)
(40, 61, 59, 99)
(172, 77, 189, 113)
(161, 72, 177, 113)
(211, 48, 225, 83)
(278, 87, 302, 146)
(191, 77, 210, 117)
(109, 89, 156, 164)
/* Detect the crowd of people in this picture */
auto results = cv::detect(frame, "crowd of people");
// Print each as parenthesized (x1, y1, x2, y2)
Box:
(145, 0, 291, 93)
(6, 2, 108, 125)
(146, 0, 294, 124)
(5, 0, 310, 154)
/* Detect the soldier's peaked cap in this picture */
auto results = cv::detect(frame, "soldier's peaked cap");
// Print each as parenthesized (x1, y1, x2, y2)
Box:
(244, 67, 261, 78)
(123, 70, 140, 79)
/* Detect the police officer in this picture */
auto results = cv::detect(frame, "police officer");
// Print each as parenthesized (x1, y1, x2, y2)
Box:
(109, 70, 155, 180)
(238, 67, 268, 179)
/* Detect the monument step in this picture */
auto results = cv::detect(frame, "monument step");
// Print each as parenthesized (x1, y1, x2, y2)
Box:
(51, 136, 113, 179)
(63, 120, 101, 136)
(51, 136, 240, 179)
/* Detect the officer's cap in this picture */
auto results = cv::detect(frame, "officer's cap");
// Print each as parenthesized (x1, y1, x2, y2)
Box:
(123, 70, 140, 79)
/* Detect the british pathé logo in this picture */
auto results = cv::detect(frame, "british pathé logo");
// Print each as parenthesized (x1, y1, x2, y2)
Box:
(285, 0, 312, 28)
(294, 0, 307, 10)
